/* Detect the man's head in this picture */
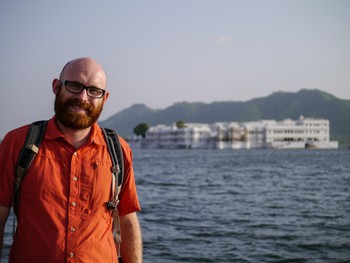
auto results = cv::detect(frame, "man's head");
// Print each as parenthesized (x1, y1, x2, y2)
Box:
(52, 57, 109, 130)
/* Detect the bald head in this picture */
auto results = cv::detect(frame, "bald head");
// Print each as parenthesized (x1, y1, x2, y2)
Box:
(59, 57, 107, 90)
(53, 57, 109, 130)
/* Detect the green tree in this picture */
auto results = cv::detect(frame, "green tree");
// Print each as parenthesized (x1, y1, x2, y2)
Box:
(176, 120, 186, 128)
(133, 123, 149, 138)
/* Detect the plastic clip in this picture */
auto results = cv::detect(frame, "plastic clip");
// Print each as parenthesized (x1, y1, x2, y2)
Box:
(106, 201, 117, 211)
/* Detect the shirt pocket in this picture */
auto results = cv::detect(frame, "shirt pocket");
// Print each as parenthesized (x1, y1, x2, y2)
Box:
(79, 158, 113, 218)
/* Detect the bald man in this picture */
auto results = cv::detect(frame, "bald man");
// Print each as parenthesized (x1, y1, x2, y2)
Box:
(0, 58, 142, 263)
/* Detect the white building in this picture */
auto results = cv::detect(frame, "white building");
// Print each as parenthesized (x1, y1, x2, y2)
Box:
(263, 116, 338, 149)
(142, 123, 215, 149)
(137, 116, 338, 149)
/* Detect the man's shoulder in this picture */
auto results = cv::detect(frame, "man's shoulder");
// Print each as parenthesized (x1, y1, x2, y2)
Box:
(117, 134, 130, 149)
(0, 124, 31, 160)
(99, 126, 132, 156)
(9, 123, 31, 134)
(2, 124, 31, 143)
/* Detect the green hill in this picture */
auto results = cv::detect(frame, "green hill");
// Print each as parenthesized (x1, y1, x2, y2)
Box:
(99, 89, 350, 146)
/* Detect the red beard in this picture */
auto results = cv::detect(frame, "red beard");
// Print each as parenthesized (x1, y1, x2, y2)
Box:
(54, 89, 103, 129)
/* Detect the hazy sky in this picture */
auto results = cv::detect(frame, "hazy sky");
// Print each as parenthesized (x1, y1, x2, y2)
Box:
(1, 0, 349, 138)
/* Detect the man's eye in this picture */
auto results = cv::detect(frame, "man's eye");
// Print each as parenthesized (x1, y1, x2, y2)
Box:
(70, 83, 82, 88)
(89, 88, 102, 95)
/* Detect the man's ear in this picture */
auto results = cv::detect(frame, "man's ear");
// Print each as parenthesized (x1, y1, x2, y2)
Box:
(103, 91, 110, 103)
(52, 79, 61, 94)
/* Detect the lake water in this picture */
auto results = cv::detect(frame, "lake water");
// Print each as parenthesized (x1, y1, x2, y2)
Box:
(2, 149, 350, 262)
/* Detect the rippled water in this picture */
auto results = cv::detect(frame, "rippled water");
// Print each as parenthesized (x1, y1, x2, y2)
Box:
(2, 149, 350, 262)
(134, 149, 350, 263)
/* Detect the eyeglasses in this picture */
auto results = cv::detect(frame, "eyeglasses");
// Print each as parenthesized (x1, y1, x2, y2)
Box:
(60, 80, 106, 98)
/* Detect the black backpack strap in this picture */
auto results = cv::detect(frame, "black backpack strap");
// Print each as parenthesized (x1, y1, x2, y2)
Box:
(101, 127, 125, 255)
(101, 127, 124, 208)
(12, 120, 48, 238)
(13, 120, 48, 215)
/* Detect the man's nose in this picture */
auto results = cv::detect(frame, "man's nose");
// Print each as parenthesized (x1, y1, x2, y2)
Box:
(76, 88, 89, 100)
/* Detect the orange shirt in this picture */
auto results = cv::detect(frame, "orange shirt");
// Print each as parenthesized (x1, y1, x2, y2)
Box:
(0, 117, 141, 263)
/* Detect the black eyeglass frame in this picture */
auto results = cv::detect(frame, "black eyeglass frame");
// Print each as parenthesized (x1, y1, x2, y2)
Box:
(60, 80, 106, 98)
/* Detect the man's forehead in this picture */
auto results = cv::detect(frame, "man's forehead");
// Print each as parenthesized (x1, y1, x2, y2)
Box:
(61, 58, 107, 87)
(64, 59, 102, 74)
(61, 57, 105, 75)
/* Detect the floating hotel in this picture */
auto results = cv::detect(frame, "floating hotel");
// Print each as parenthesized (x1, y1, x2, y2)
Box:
(133, 116, 338, 149)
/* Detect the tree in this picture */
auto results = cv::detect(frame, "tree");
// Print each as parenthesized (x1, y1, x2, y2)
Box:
(133, 123, 149, 138)
(176, 120, 186, 128)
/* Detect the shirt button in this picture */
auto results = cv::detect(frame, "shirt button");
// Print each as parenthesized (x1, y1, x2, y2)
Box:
(69, 252, 74, 258)
(71, 202, 77, 207)
(70, 227, 76, 232)
(73, 176, 78, 182)
(74, 152, 78, 156)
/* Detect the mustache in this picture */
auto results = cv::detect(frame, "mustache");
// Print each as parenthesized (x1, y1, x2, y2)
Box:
(64, 98, 94, 114)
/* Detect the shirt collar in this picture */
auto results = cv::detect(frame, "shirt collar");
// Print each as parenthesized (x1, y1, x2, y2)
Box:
(45, 116, 106, 146)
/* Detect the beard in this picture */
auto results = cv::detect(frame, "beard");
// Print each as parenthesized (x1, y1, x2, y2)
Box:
(54, 90, 104, 130)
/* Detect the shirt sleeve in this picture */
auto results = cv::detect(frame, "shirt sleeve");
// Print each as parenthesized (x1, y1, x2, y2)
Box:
(117, 138, 141, 216)
(0, 133, 17, 207)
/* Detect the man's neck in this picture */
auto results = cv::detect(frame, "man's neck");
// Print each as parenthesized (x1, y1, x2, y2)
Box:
(56, 121, 92, 149)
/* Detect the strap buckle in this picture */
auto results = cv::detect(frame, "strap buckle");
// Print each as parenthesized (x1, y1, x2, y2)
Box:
(106, 201, 118, 211)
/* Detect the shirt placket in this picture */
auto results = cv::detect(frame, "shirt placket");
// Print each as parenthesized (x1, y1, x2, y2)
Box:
(67, 151, 80, 262)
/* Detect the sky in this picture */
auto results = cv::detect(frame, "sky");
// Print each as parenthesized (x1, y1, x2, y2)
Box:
(0, 0, 349, 138)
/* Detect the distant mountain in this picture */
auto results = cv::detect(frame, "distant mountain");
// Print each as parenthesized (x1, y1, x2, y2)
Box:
(99, 89, 350, 146)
